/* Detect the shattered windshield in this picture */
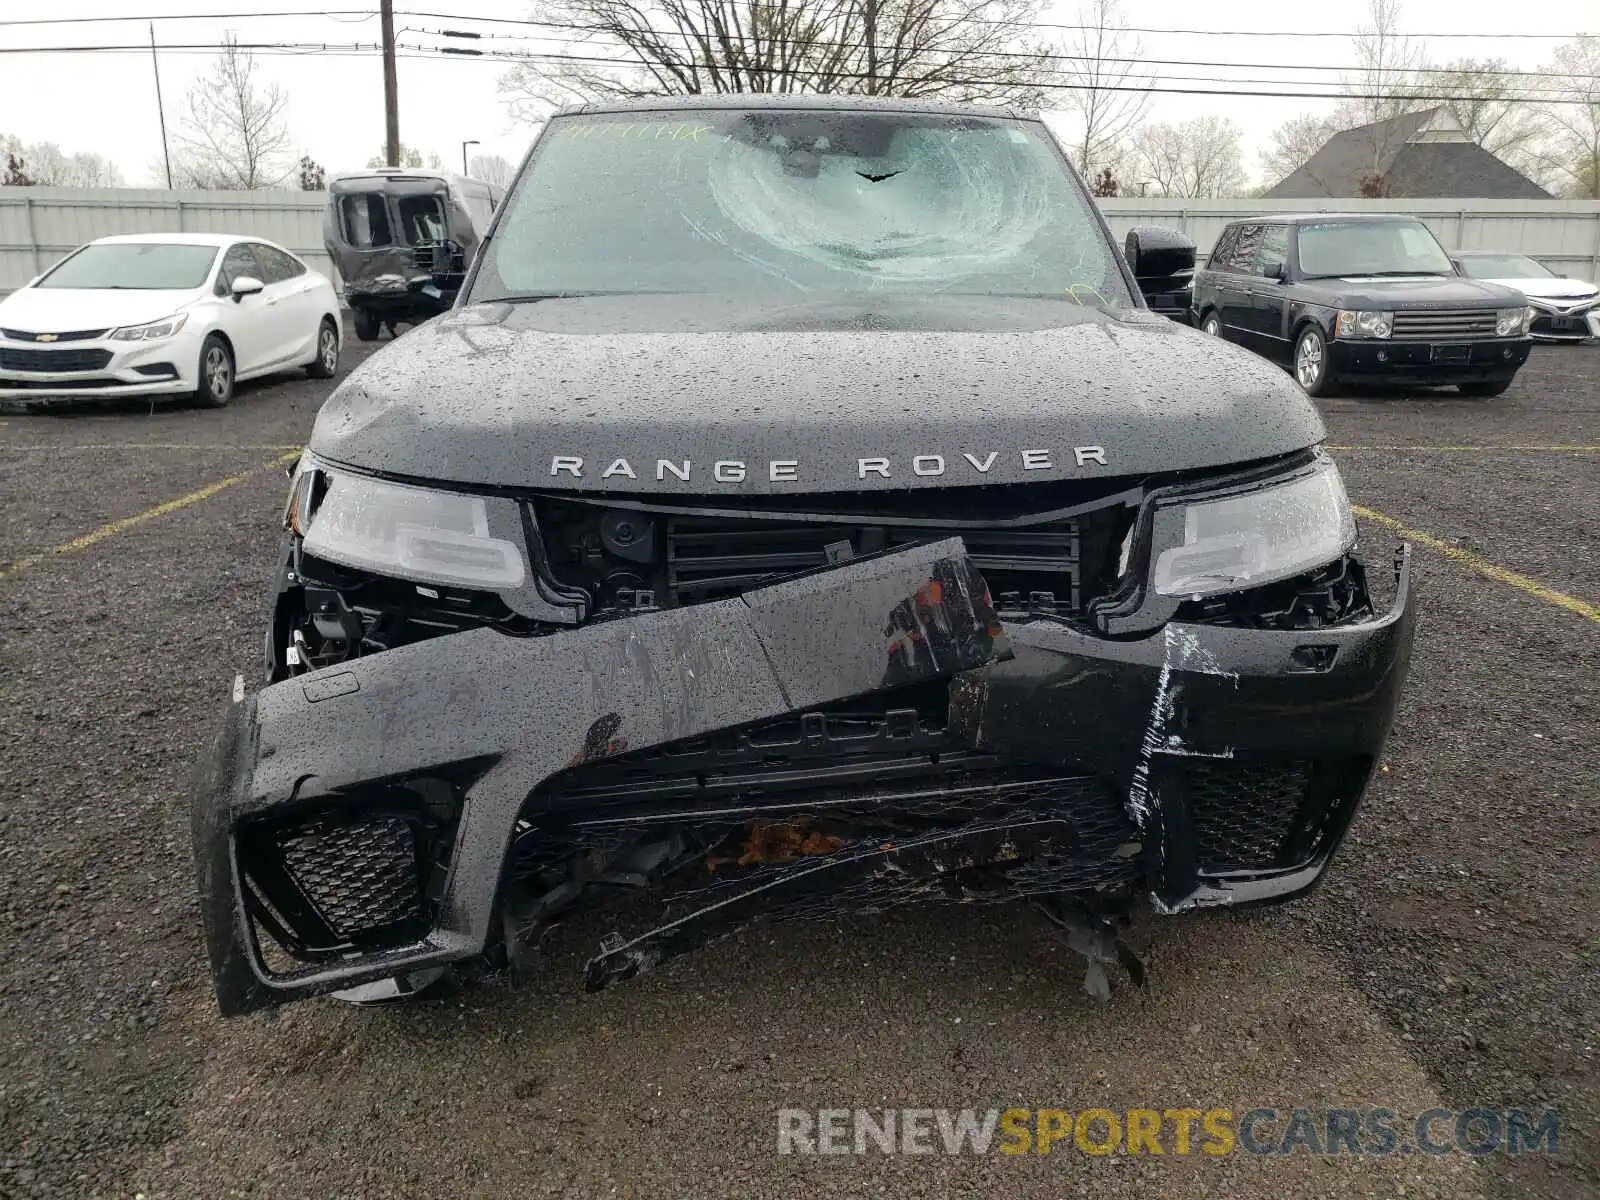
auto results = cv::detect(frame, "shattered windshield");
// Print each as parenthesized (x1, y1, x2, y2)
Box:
(472, 109, 1131, 307)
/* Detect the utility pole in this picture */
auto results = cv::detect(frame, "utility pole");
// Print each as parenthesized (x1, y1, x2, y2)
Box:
(380, 0, 400, 167)
(150, 22, 173, 188)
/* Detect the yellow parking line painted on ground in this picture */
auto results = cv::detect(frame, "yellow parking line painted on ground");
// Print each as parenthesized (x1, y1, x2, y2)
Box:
(1, 442, 304, 452)
(1329, 444, 1600, 452)
(1354, 504, 1599, 625)
(0, 450, 299, 582)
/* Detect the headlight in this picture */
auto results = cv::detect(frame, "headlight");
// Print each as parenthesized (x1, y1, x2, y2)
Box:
(1334, 310, 1392, 339)
(296, 466, 527, 589)
(109, 313, 188, 341)
(1152, 457, 1357, 599)
(1495, 307, 1532, 337)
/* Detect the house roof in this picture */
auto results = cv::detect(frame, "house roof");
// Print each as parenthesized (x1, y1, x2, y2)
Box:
(1263, 107, 1551, 199)
(1382, 142, 1552, 199)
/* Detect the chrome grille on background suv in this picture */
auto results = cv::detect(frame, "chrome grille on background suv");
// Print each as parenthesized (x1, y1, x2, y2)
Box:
(1389, 310, 1499, 341)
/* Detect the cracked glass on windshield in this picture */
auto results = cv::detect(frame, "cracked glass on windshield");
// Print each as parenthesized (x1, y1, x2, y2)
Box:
(471, 109, 1131, 307)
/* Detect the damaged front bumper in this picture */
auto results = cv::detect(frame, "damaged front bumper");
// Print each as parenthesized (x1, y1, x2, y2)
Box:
(192, 538, 1416, 1015)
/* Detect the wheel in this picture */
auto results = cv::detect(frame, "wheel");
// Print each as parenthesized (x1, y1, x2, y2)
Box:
(306, 318, 340, 379)
(1293, 325, 1331, 396)
(1200, 311, 1222, 337)
(352, 308, 382, 341)
(1458, 379, 1511, 397)
(192, 334, 235, 408)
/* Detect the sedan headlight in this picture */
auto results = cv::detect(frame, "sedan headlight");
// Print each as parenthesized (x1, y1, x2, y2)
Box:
(1495, 307, 1533, 337)
(1152, 457, 1357, 599)
(294, 465, 527, 589)
(109, 313, 188, 342)
(1334, 310, 1392, 339)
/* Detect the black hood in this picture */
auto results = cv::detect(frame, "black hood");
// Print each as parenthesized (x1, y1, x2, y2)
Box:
(309, 294, 1325, 495)
(1305, 274, 1528, 310)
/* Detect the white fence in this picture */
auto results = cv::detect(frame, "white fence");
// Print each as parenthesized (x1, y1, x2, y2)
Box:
(3, 188, 1600, 295)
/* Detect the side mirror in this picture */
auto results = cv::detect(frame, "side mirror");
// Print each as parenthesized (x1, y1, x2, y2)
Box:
(231, 275, 265, 302)
(1124, 226, 1197, 323)
(1125, 225, 1197, 281)
(1265, 261, 1288, 282)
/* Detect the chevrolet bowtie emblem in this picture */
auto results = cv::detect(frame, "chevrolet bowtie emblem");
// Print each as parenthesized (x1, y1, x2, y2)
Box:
(35, 333, 58, 342)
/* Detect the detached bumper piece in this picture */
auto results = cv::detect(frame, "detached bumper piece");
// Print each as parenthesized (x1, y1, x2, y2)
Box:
(192, 539, 1418, 1015)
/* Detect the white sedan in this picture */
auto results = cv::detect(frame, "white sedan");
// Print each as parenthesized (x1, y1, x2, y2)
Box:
(0, 233, 342, 406)
(1451, 251, 1600, 343)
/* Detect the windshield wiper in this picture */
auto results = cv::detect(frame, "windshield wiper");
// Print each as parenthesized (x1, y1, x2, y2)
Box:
(478, 290, 635, 305)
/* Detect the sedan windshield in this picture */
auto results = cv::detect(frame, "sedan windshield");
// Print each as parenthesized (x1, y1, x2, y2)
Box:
(1456, 254, 1555, 279)
(38, 243, 219, 290)
(472, 109, 1132, 308)
(1296, 219, 1453, 278)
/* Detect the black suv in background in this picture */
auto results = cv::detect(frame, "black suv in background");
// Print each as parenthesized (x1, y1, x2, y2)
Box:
(1192, 213, 1534, 396)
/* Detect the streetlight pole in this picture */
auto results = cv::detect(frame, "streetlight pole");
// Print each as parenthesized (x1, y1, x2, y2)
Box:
(461, 140, 480, 176)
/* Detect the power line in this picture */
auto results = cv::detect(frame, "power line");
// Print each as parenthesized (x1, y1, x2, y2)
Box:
(397, 8, 1584, 40)
(2, 37, 1589, 100)
(0, 10, 374, 26)
(398, 41, 1596, 104)
(397, 20, 1588, 82)
(0, 7, 1579, 40)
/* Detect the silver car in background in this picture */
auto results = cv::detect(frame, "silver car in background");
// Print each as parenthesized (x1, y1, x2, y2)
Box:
(1452, 252, 1600, 343)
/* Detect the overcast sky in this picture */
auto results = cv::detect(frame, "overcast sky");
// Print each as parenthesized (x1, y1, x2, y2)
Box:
(0, 0, 1585, 187)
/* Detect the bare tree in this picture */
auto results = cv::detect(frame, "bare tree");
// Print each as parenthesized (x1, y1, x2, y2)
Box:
(1260, 112, 1339, 188)
(1426, 57, 1549, 186)
(1534, 36, 1600, 198)
(1340, 0, 1426, 180)
(1089, 166, 1118, 197)
(2, 152, 33, 186)
(1057, 0, 1154, 178)
(499, 0, 1061, 114)
(468, 153, 517, 188)
(1130, 116, 1246, 199)
(367, 145, 445, 170)
(0, 134, 124, 186)
(170, 37, 292, 189)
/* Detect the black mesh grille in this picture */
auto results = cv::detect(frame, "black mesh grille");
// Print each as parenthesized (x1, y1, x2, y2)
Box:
(275, 815, 425, 938)
(665, 510, 1109, 613)
(1186, 761, 1309, 873)
(0, 347, 113, 372)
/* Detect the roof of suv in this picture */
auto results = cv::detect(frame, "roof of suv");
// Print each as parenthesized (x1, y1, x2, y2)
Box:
(1227, 213, 1431, 227)
(554, 94, 1024, 119)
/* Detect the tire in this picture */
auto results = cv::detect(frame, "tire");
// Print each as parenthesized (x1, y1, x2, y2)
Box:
(1458, 379, 1512, 398)
(192, 334, 235, 408)
(1293, 324, 1332, 396)
(352, 308, 382, 342)
(307, 318, 340, 379)
(1200, 311, 1222, 337)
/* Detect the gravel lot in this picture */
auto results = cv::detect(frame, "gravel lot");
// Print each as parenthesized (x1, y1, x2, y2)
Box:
(0, 342, 1594, 1199)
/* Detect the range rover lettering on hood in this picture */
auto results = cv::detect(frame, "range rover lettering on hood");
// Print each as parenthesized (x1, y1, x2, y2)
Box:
(550, 447, 1109, 484)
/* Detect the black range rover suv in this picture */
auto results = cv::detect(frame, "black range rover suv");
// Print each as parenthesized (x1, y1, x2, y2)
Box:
(1192, 213, 1534, 396)
(191, 98, 1417, 1015)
